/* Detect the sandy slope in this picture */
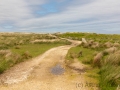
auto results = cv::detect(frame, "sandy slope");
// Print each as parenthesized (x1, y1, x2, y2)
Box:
(0, 40, 99, 90)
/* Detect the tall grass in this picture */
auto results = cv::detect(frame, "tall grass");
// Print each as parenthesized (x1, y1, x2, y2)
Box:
(66, 47, 120, 90)
(60, 32, 120, 90)
(99, 53, 120, 90)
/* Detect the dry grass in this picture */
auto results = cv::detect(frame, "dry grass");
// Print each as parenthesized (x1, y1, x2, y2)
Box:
(104, 42, 113, 48)
(59, 32, 120, 90)
(93, 52, 103, 67)
(99, 50, 120, 90)
(0, 33, 71, 74)
(104, 53, 120, 65)
(113, 43, 120, 47)
(0, 50, 12, 57)
(104, 47, 117, 54)
(91, 42, 99, 49)
(81, 39, 100, 49)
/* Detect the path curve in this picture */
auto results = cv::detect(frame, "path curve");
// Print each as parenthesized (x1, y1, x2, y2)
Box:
(0, 40, 98, 90)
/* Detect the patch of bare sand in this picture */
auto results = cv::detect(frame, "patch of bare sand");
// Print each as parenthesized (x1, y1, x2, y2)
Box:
(30, 39, 60, 43)
(0, 40, 99, 90)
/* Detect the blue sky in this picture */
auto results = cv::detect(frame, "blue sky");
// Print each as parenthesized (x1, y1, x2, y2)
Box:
(0, 0, 120, 34)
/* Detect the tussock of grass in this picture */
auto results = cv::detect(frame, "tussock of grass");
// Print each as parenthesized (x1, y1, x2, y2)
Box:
(104, 54, 120, 65)
(0, 50, 11, 56)
(99, 65, 120, 90)
(99, 53, 120, 90)
(93, 52, 103, 67)
(61, 32, 120, 90)
(104, 42, 113, 48)
(114, 43, 120, 47)
(104, 47, 117, 54)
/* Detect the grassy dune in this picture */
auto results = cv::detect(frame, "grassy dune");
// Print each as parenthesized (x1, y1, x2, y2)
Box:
(0, 33, 71, 74)
(0, 32, 120, 90)
(63, 32, 120, 90)
(58, 32, 120, 44)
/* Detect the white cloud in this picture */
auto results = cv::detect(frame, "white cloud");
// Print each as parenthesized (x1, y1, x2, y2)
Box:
(17, 0, 120, 27)
(0, 0, 31, 23)
(0, 0, 48, 23)
(25, 0, 47, 5)
(0, 0, 120, 33)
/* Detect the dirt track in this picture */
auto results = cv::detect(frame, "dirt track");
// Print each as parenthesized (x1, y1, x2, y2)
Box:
(0, 40, 98, 90)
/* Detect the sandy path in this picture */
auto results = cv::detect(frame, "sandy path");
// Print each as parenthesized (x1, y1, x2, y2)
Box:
(0, 40, 98, 90)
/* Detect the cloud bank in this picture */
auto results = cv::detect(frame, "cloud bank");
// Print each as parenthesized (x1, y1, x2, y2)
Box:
(0, 0, 120, 33)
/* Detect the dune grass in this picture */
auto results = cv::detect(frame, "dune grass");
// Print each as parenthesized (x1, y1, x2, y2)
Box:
(1, 32, 120, 90)
(64, 33, 120, 90)
(67, 51, 120, 90)
(66, 46, 101, 64)
(58, 32, 120, 44)
(0, 33, 71, 74)
(66, 45, 120, 90)
(99, 53, 120, 90)
(0, 42, 68, 74)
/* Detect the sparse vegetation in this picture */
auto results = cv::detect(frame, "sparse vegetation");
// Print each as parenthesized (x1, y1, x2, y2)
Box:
(0, 33, 71, 74)
(63, 32, 120, 90)
(58, 32, 120, 44)
(99, 53, 120, 90)
(1, 32, 120, 90)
